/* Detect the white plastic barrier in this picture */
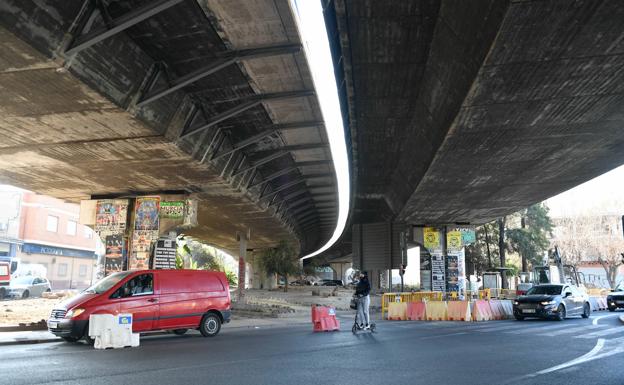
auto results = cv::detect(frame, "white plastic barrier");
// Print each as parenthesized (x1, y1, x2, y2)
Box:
(89, 314, 140, 349)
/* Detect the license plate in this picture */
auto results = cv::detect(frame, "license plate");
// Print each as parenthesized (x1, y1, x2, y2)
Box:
(47, 320, 59, 329)
(522, 309, 536, 313)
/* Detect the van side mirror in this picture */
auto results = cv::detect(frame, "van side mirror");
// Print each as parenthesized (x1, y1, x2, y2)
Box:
(564, 291, 572, 298)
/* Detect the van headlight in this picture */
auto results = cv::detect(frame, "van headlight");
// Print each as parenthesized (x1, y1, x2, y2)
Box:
(540, 301, 556, 306)
(65, 308, 85, 318)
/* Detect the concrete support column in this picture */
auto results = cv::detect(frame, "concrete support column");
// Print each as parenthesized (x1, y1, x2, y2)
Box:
(237, 231, 248, 301)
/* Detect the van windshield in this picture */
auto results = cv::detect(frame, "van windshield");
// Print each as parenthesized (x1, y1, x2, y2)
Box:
(83, 272, 132, 294)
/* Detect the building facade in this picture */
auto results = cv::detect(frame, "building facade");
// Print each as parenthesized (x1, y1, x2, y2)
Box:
(10, 191, 99, 290)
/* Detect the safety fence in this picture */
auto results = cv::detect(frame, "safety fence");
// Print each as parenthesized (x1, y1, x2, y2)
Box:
(381, 292, 443, 318)
(384, 298, 516, 322)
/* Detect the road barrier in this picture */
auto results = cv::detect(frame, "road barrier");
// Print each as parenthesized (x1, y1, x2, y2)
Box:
(447, 301, 471, 321)
(426, 301, 448, 321)
(407, 302, 427, 320)
(381, 292, 444, 319)
(311, 305, 340, 332)
(472, 300, 493, 321)
(388, 302, 408, 320)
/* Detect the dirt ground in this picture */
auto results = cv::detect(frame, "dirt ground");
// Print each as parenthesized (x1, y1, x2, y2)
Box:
(1, 297, 61, 326)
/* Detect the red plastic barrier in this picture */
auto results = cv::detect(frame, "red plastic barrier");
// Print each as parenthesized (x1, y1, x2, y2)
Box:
(407, 302, 427, 321)
(311, 305, 340, 332)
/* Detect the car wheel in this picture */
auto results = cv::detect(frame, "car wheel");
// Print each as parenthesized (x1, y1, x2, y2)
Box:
(199, 313, 221, 337)
(21, 290, 29, 299)
(0, 287, 5, 299)
(556, 304, 566, 321)
(581, 302, 590, 318)
(62, 336, 80, 343)
(608, 306, 616, 312)
(172, 329, 188, 335)
(514, 315, 524, 321)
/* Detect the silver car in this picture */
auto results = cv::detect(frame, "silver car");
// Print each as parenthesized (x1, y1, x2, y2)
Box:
(8, 276, 52, 299)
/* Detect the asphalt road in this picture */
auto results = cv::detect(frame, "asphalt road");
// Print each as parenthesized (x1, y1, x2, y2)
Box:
(2, 312, 623, 385)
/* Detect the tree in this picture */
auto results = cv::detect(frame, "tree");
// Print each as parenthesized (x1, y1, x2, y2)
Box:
(465, 221, 499, 274)
(257, 240, 299, 292)
(552, 215, 624, 288)
(506, 204, 553, 272)
(176, 236, 238, 286)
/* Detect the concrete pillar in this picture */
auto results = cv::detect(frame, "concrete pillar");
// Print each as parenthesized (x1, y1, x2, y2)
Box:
(237, 231, 248, 301)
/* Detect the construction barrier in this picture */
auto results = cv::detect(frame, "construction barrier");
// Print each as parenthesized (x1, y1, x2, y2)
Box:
(381, 292, 444, 319)
(387, 302, 408, 320)
(588, 296, 599, 311)
(426, 301, 448, 321)
(472, 300, 493, 321)
(597, 297, 608, 310)
(311, 305, 340, 332)
(447, 301, 471, 321)
(407, 302, 427, 321)
(499, 300, 514, 318)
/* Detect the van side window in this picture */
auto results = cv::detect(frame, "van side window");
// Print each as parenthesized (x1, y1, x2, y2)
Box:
(111, 274, 154, 298)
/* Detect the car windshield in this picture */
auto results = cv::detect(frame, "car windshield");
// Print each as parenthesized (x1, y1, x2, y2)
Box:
(83, 272, 132, 294)
(527, 285, 562, 296)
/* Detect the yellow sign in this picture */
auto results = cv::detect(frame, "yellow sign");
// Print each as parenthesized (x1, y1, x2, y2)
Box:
(447, 230, 463, 251)
(423, 227, 440, 251)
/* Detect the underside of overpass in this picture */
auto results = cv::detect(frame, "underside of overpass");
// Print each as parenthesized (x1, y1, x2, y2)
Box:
(326, 0, 624, 231)
(0, 0, 342, 255)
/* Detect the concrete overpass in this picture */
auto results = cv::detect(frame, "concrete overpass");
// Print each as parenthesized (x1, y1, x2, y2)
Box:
(0, 0, 341, 255)
(325, 0, 624, 229)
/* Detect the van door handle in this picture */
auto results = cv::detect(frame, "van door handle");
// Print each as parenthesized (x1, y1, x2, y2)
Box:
(148, 298, 158, 303)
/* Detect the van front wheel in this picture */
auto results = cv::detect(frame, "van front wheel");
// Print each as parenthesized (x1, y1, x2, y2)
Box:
(199, 313, 221, 337)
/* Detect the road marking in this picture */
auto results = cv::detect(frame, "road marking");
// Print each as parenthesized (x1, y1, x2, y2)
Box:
(504, 323, 571, 334)
(527, 339, 605, 377)
(592, 314, 614, 325)
(540, 324, 603, 336)
(575, 326, 624, 339)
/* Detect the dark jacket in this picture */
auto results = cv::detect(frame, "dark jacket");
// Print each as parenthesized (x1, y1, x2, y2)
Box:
(355, 276, 370, 297)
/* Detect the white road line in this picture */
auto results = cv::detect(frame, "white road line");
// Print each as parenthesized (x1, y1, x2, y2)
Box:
(525, 339, 606, 377)
(574, 326, 624, 339)
(540, 324, 604, 336)
(505, 323, 571, 334)
(592, 314, 615, 325)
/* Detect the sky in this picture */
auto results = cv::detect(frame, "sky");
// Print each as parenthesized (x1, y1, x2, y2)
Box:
(545, 164, 624, 218)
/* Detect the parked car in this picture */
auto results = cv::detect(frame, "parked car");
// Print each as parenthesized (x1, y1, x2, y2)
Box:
(315, 279, 344, 287)
(8, 276, 51, 298)
(47, 269, 231, 343)
(290, 279, 312, 286)
(607, 282, 624, 311)
(513, 284, 590, 321)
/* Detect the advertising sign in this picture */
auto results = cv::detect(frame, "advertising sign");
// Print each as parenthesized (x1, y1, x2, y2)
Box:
(134, 197, 160, 231)
(424, 227, 441, 252)
(431, 253, 446, 292)
(95, 200, 128, 232)
(104, 234, 124, 275)
(446, 230, 462, 252)
(446, 254, 460, 293)
(160, 201, 184, 219)
(153, 239, 177, 269)
(129, 230, 157, 270)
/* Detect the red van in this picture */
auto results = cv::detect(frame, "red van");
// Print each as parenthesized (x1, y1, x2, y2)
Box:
(47, 269, 231, 343)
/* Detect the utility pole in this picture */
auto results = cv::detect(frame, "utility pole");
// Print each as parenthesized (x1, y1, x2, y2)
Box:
(498, 217, 506, 289)
(399, 231, 406, 292)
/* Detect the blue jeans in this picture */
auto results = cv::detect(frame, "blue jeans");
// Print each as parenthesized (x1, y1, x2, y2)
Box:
(356, 295, 370, 325)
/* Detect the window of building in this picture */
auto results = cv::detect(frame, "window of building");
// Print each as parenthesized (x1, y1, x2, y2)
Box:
(46, 215, 59, 232)
(84, 227, 93, 239)
(67, 220, 77, 236)
(58, 263, 68, 277)
(79, 264, 88, 277)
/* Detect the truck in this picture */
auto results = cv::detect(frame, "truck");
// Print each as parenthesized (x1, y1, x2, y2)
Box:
(516, 246, 583, 296)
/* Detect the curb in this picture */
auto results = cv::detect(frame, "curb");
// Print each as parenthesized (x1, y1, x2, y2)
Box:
(0, 338, 60, 347)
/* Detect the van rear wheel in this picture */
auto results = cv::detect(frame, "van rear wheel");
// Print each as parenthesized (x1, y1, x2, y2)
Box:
(199, 313, 221, 337)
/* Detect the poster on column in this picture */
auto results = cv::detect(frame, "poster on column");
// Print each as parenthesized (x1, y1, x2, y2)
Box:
(95, 200, 128, 233)
(446, 230, 462, 252)
(129, 230, 158, 270)
(134, 197, 160, 231)
(431, 253, 446, 292)
(446, 254, 460, 293)
(104, 234, 124, 275)
(424, 227, 441, 252)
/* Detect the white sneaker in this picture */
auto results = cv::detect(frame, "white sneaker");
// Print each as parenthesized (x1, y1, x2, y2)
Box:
(364, 324, 370, 330)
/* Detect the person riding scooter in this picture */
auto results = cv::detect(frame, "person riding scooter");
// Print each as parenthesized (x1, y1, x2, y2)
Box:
(354, 271, 371, 329)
